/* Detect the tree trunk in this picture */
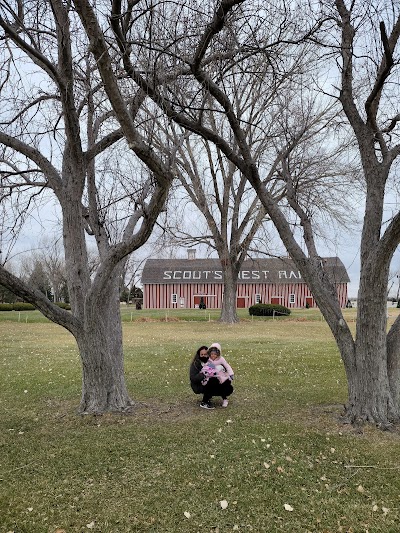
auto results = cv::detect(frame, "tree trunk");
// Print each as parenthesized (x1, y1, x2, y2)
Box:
(77, 297, 133, 414)
(387, 315, 400, 407)
(344, 267, 400, 426)
(346, 344, 398, 426)
(220, 265, 239, 323)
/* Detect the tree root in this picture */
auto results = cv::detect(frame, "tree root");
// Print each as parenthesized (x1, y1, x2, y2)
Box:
(341, 402, 399, 430)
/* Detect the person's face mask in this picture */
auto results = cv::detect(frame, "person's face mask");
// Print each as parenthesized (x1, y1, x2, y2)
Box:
(199, 352, 208, 363)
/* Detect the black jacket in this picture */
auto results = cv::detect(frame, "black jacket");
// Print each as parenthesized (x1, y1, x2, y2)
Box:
(189, 356, 206, 394)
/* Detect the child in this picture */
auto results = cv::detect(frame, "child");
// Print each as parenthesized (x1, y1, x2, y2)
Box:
(201, 342, 234, 407)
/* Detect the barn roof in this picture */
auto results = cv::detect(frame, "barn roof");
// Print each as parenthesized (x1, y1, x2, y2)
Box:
(141, 257, 350, 285)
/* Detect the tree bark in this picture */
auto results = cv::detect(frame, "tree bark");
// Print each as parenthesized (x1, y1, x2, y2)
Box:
(220, 263, 239, 323)
(343, 261, 400, 425)
(77, 286, 133, 414)
(387, 315, 400, 408)
(77, 330, 132, 414)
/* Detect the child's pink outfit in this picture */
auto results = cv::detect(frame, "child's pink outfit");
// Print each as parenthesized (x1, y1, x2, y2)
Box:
(201, 355, 234, 385)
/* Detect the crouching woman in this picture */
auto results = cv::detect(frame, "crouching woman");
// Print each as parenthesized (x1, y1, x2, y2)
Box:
(189, 344, 233, 409)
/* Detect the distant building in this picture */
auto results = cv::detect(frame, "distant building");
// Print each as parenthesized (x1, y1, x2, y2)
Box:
(141, 252, 350, 310)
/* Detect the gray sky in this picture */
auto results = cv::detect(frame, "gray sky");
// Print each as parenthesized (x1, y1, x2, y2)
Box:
(6, 195, 400, 300)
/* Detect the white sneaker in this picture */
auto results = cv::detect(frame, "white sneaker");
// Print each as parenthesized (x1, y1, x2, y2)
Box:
(222, 399, 229, 408)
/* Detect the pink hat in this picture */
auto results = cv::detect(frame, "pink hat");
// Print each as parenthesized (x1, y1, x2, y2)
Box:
(209, 342, 221, 353)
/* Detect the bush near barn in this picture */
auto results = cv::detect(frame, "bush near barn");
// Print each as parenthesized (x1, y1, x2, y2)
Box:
(248, 303, 291, 316)
(0, 302, 71, 312)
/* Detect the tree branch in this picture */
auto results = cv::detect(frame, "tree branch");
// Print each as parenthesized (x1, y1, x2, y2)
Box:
(0, 265, 80, 334)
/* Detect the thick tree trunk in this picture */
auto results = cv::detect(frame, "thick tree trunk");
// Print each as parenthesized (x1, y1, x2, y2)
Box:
(346, 343, 398, 426)
(76, 321, 132, 414)
(76, 292, 133, 414)
(344, 269, 400, 426)
(220, 267, 239, 323)
(387, 315, 400, 407)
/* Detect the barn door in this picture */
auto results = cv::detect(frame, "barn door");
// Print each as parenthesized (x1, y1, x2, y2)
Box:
(305, 297, 314, 308)
(236, 297, 246, 308)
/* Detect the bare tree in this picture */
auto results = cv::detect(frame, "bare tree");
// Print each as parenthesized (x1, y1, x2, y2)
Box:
(138, 12, 353, 323)
(154, 120, 270, 323)
(76, 0, 400, 425)
(33, 238, 66, 302)
(0, 0, 174, 413)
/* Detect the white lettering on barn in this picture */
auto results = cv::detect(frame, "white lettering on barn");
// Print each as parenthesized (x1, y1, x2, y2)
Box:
(279, 270, 302, 279)
(163, 269, 272, 280)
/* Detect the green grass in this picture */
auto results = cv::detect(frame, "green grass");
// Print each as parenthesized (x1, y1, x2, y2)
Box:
(1, 316, 400, 532)
(0, 305, 361, 323)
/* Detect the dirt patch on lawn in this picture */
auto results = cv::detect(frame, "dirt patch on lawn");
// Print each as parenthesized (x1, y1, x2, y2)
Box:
(290, 402, 400, 440)
(44, 396, 208, 427)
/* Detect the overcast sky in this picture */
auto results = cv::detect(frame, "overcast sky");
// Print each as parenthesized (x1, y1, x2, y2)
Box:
(7, 192, 400, 300)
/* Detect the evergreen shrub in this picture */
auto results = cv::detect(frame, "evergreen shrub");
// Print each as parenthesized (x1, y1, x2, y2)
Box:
(12, 303, 36, 311)
(248, 303, 291, 317)
(0, 302, 71, 311)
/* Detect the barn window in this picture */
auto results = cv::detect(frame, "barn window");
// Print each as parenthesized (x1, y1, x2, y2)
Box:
(255, 293, 261, 303)
(289, 293, 296, 305)
(171, 293, 178, 304)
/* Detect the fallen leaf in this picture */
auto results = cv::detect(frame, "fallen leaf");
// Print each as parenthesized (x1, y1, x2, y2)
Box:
(372, 505, 378, 512)
(263, 462, 270, 469)
(220, 500, 228, 509)
(184, 511, 191, 519)
(86, 522, 95, 529)
(357, 485, 364, 493)
(382, 507, 389, 515)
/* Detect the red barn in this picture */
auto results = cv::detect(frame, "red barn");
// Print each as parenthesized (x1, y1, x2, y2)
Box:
(141, 255, 350, 309)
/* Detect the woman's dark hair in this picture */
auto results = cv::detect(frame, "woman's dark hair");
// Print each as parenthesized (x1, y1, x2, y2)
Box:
(192, 345, 208, 364)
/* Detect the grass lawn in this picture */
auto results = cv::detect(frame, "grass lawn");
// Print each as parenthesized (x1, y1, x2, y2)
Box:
(1, 309, 400, 532)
